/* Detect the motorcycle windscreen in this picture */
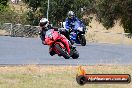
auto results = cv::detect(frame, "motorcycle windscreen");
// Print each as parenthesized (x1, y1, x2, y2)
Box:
(45, 30, 54, 45)
(45, 37, 54, 45)
(52, 31, 60, 41)
(45, 30, 53, 38)
(73, 21, 81, 30)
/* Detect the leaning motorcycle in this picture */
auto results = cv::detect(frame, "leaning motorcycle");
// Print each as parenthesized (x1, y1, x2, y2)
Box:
(69, 21, 87, 46)
(44, 29, 79, 59)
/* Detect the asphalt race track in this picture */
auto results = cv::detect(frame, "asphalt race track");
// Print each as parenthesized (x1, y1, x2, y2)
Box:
(0, 36, 132, 65)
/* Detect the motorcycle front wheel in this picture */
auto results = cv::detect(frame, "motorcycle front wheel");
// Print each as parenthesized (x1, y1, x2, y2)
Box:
(55, 44, 70, 59)
(78, 35, 86, 46)
(71, 48, 79, 59)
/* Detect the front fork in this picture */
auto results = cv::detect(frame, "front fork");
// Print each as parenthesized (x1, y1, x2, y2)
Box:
(77, 33, 84, 40)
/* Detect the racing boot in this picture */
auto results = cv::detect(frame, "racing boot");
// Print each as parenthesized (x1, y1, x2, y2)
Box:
(69, 47, 75, 56)
(49, 51, 56, 56)
(68, 40, 75, 49)
(69, 44, 76, 56)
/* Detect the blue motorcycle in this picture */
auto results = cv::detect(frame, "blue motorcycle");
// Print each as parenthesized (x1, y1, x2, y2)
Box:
(69, 21, 87, 46)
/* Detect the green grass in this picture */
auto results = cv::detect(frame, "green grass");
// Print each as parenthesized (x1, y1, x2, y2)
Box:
(0, 65, 131, 88)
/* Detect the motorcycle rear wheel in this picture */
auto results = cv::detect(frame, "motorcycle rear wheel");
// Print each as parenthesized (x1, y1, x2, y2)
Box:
(55, 44, 70, 59)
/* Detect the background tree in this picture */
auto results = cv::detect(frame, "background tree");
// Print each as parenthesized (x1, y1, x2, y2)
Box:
(23, 0, 93, 26)
(22, 0, 132, 34)
(95, 0, 132, 33)
(0, 0, 8, 12)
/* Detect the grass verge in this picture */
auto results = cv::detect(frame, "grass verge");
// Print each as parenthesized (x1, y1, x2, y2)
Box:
(0, 65, 131, 88)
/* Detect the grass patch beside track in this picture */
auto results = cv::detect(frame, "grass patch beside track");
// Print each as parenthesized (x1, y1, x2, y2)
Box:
(0, 65, 131, 88)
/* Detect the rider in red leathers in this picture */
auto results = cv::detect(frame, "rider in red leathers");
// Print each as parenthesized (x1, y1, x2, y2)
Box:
(39, 18, 74, 56)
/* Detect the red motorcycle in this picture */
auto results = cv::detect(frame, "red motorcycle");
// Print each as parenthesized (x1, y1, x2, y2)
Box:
(44, 29, 79, 59)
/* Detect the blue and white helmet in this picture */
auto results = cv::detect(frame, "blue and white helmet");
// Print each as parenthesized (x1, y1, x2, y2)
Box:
(67, 11, 75, 19)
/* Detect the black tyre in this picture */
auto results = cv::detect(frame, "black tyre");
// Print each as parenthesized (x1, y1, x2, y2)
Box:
(71, 49, 79, 59)
(79, 35, 86, 46)
(55, 44, 70, 59)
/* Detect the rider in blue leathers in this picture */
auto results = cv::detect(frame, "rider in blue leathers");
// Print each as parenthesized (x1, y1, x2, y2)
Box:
(65, 11, 81, 31)
(60, 11, 82, 44)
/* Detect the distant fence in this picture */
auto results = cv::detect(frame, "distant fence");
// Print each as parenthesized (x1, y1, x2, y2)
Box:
(0, 23, 40, 38)
(0, 23, 132, 44)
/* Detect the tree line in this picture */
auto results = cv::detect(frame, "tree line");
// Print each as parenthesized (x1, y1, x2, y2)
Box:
(0, 0, 132, 33)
